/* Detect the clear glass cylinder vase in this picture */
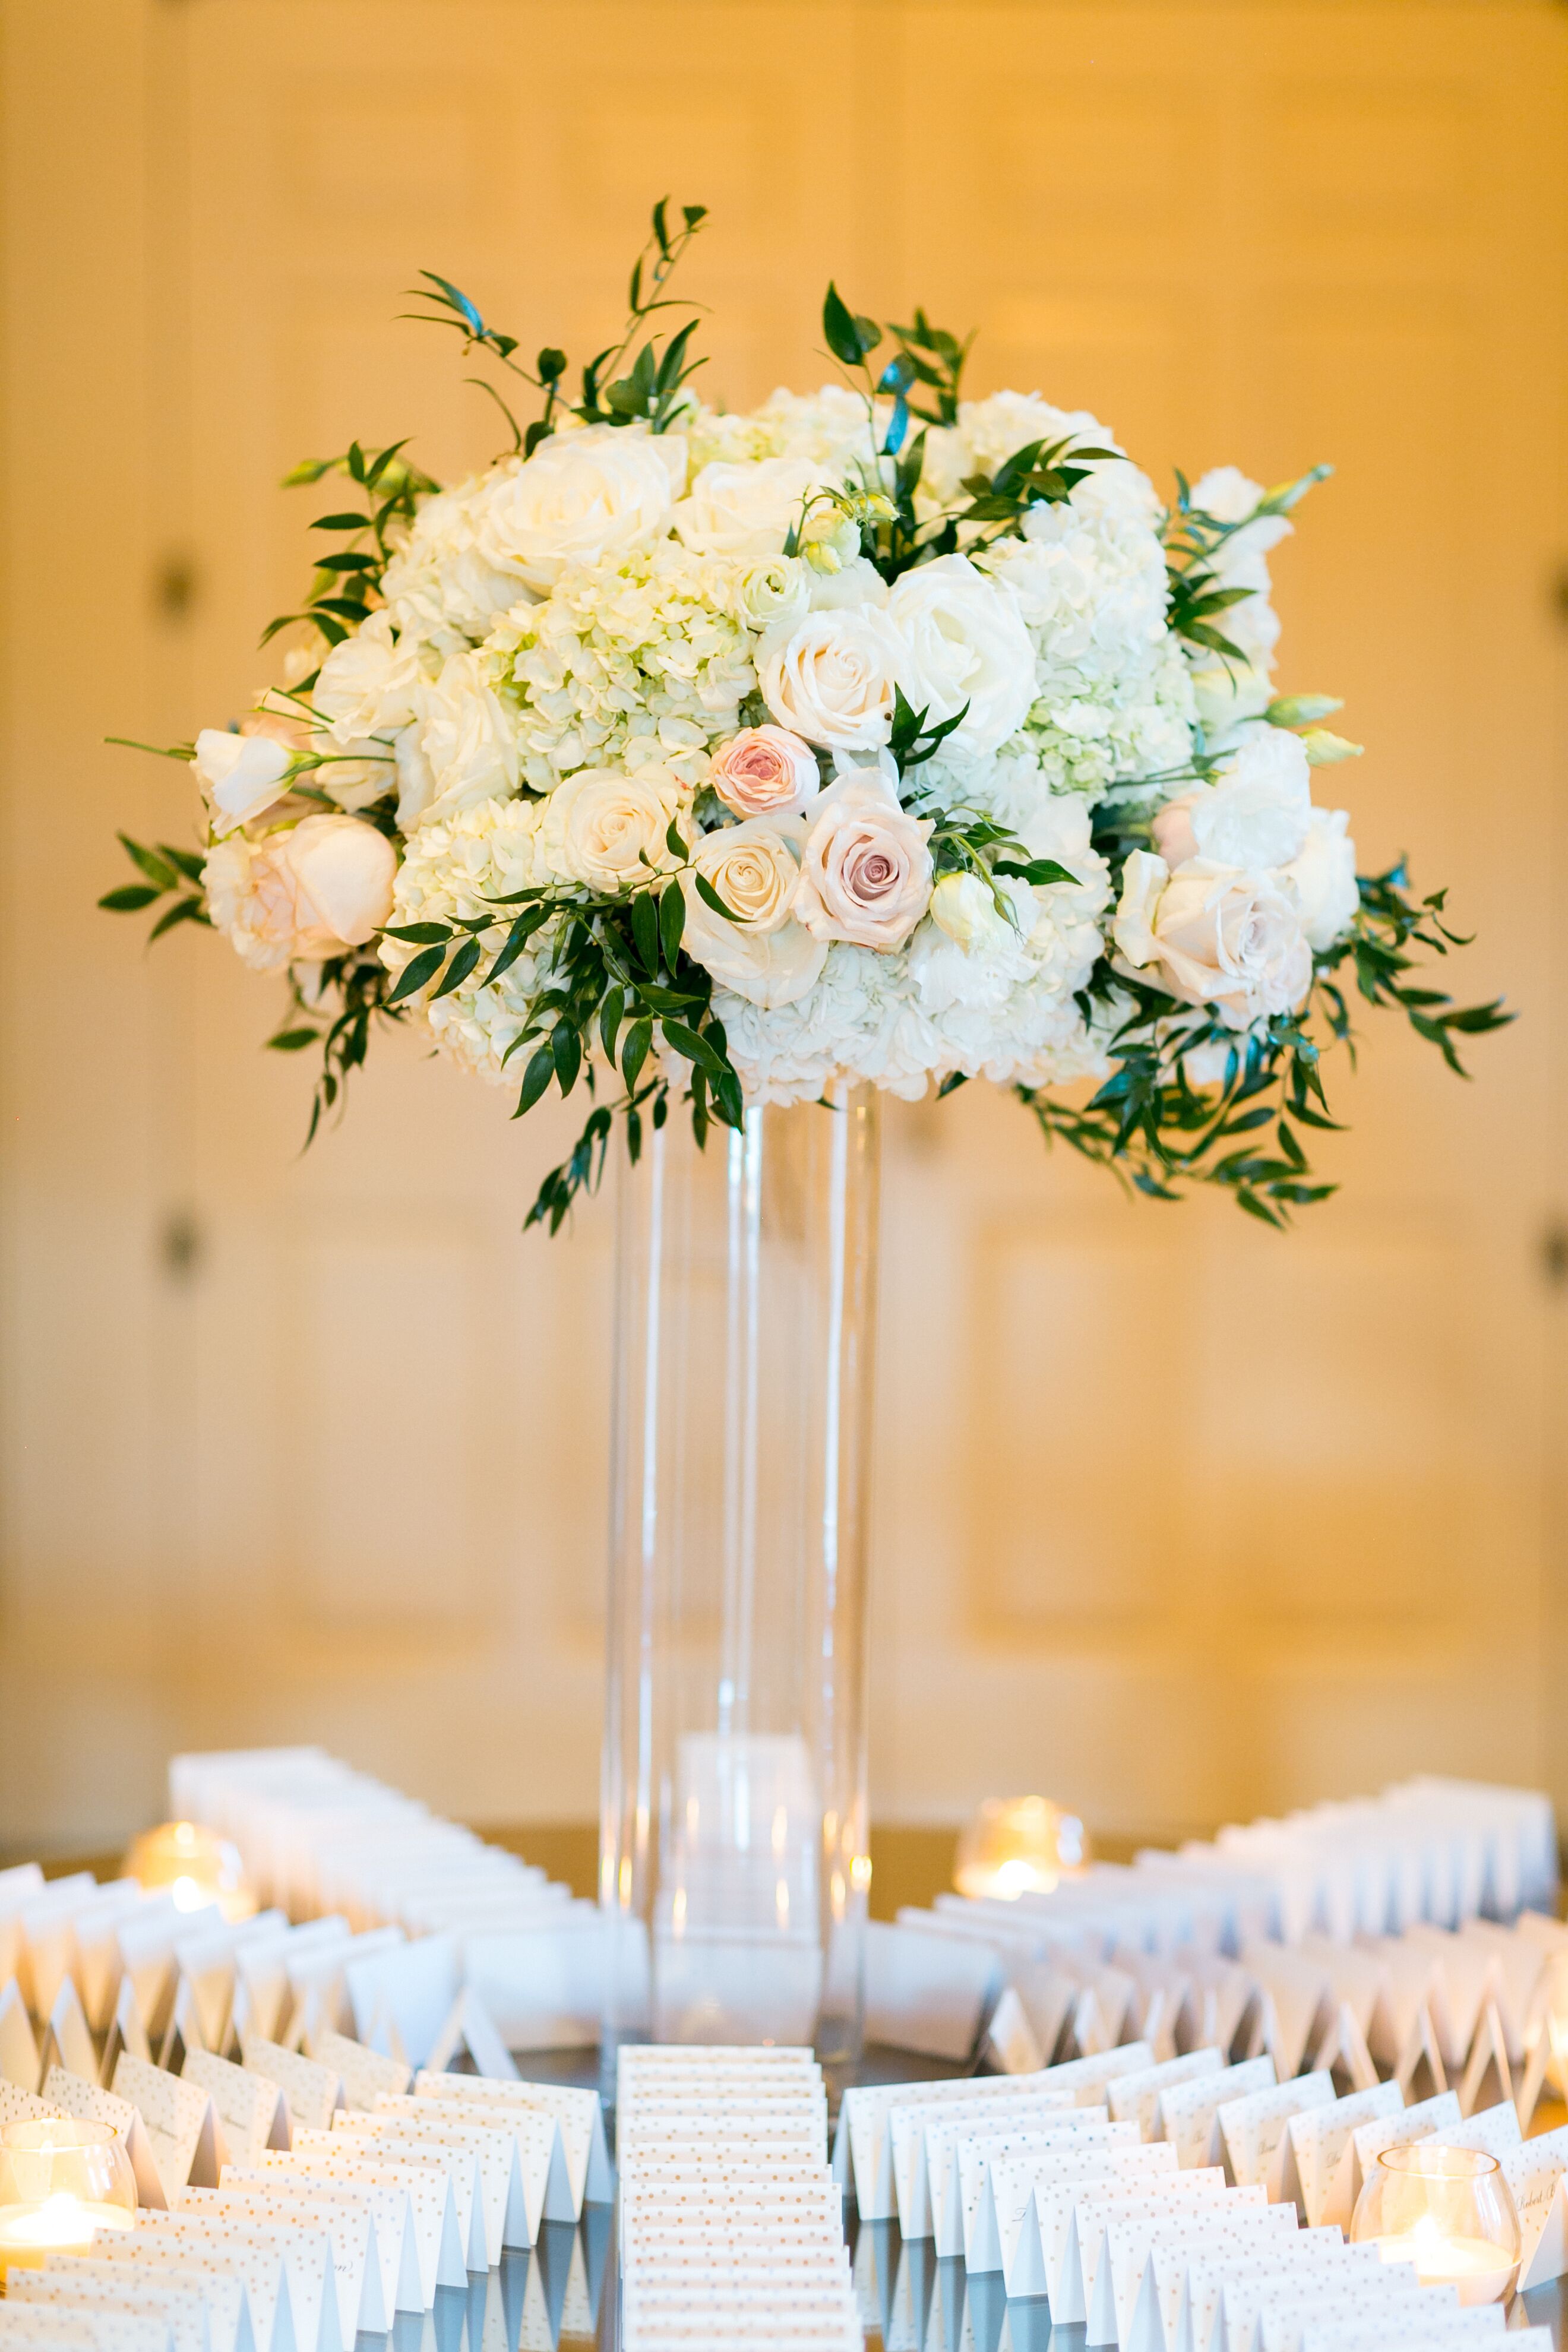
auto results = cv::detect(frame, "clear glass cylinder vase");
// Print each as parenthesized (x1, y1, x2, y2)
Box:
(600, 1083, 879, 2089)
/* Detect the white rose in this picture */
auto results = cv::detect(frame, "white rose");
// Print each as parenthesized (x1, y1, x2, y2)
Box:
(1152, 726, 1311, 870)
(682, 817, 826, 1009)
(1283, 806, 1358, 950)
(473, 425, 685, 591)
(192, 728, 292, 834)
(885, 554, 1036, 757)
(792, 770, 934, 949)
(203, 814, 396, 973)
(403, 650, 519, 830)
(310, 612, 422, 744)
(672, 458, 820, 560)
(1114, 848, 1311, 1030)
(758, 607, 901, 752)
(539, 763, 685, 892)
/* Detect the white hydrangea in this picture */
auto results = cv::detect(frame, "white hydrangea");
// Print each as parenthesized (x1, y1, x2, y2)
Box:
(489, 540, 757, 792)
(752, 385, 883, 473)
(381, 795, 557, 1085)
(381, 468, 529, 656)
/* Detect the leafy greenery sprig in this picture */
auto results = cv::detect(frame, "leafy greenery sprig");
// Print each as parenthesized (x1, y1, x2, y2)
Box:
(261, 440, 438, 662)
(1162, 464, 1330, 666)
(404, 197, 709, 458)
(1019, 862, 1513, 1228)
(98, 832, 211, 939)
(265, 954, 407, 1147)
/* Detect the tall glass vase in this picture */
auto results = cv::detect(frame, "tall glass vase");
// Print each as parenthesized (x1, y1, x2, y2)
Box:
(600, 1083, 879, 2091)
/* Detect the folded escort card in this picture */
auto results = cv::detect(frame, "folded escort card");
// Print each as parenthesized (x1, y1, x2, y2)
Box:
(45, 2070, 166, 2214)
(181, 2054, 286, 2171)
(1115, 2197, 1298, 2352)
(941, 2108, 1123, 2261)
(273, 2133, 464, 2300)
(356, 2092, 557, 2250)
(238, 2044, 340, 2136)
(984, 2138, 1174, 2297)
(0, 2306, 173, 2352)
(176, 2186, 371, 2345)
(1278, 2079, 1402, 2227)
(1218, 2072, 1335, 2196)
(1501, 2119, 1568, 2290)
(246, 2158, 422, 2316)
(110, 2058, 221, 2204)
(8, 2271, 209, 2352)
(1159, 2058, 1276, 2170)
(413, 2068, 611, 2216)
(88, 2230, 289, 2352)
(135, 2214, 333, 2352)
(1109, 2051, 1223, 2144)
(311, 2036, 407, 2114)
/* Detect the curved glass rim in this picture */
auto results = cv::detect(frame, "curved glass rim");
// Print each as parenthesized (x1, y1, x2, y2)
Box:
(1, 2119, 119, 2153)
(1377, 2141, 1500, 2180)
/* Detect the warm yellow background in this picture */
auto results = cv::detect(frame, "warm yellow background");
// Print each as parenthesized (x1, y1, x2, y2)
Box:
(2, 0, 1565, 1860)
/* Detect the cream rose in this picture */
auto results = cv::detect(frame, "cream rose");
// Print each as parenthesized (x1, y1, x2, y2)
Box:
(885, 554, 1036, 756)
(682, 817, 826, 1009)
(792, 770, 934, 950)
(708, 726, 820, 819)
(402, 650, 519, 832)
(192, 729, 293, 834)
(474, 425, 686, 592)
(311, 612, 422, 744)
(1152, 726, 1312, 871)
(928, 870, 1008, 953)
(671, 457, 820, 560)
(736, 553, 811, 636)
(539, 763, 685, 893)
(1284, 806, 1358, 950)
(1114, 847, 1311, 1029)
(203, 814, 396, 974)
(758, 608, 901, 752)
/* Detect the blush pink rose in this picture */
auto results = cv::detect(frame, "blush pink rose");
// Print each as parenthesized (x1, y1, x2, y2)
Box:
(792, 771, 934, 951)
(708, 726, 820, 819)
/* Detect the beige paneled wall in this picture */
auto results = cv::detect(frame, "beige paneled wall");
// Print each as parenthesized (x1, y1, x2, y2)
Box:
(2, 0, 1565, 1854)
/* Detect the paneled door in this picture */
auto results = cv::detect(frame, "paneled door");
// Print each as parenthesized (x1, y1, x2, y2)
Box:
(2, 0, 1564, 1852)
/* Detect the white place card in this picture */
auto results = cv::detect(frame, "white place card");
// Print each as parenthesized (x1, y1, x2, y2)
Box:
(110, 2056, 221, 2201)
(943, 2110, 1123, 2261)
(0, 2078, 64, 2129)
(309, 2035, 408, 2114)
(1245, 2272, 1437, 2352)
(887, 2084, 1068, 2236)
(862, 1918, 1002, 2062)
(1186, 2234, 1380, 2352)
(1158, 2056, 1276, 2169)
(45, 2069, 166, 2215)
(1280, 2079, 1403, 2227)
(414, 2069, 611, 2214)
(1052, 2168, 1235, 2322)
(986, 2140, 1174, 2296)
(239, 2044, 341, 2135)
(276, 2134, 462, 2301)
(836, 2069, 1061, 2221)
(218, 2168, 396, 2330)
(1444, 2097, 1520, 2160)
(40, 1980, 97, 2088)
(0, 1976, 41, 2090)
(86, 2231, 286, 2352)
(1115, 2198, 1297, 2352)
(360, 2095, 551, 2255)
(985, 1984, 1045, 2074)
(1108, 2050, 1223, 2143)
(1073, 2176, 1260, 2338)
(9, 2272, 209, 2352)
(1503, 2120, 1568, 2289)
(340, 1937, 459, 2070)
(182, 2054, 286, 2171)
(100, 1977, 153, 2087)
(1218, 2072, 1335, 2195)
(242, 2160, 420, 2318)
(1346, 2087, 1462, 2212)
(136, 2214, 332, 2352)
(0, 2307, 172, 2352)
(177, 2186, 369, 2345)
(330, 2112, 497, 2268)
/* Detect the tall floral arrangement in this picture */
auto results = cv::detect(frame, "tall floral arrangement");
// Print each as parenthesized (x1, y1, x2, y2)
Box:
(108, 201, 1507, 1229)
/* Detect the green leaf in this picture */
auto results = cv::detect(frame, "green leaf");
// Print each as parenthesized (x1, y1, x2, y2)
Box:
(631, 890, 661, 978)
(661, 1017, 725, 1077)
(117, 832, 181, 890)
(552, 1021, 581, 1096)
(659, 878, 685, 967)
(429, 934, 482, 1000)
(99, 884, 160, 912)
(823, 282, 868, 369)
(514, 1043, 555, 1117)
(599, 985, 625, 1064)
(147, 894, 208, 941)
(485, 906, 548, 990)
(267, 1028, 320, 1052)
(384, 943, 447, 1004)
(382, 922, 453, 945)
(310, 511, 371, 531)
(994, 857, 1076, 888)
(158, 843, 207, 884)
(694, 871, 742, 923)
(622, 1016, 652, 1092)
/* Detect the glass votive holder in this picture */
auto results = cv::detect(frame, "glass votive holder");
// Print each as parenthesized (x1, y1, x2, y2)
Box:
(122, 1820, 255, 1922)
(953, 1795, 1088, 1901)
(1349, 2141, 1520, 2305)
(0, 2119, 137, 2285)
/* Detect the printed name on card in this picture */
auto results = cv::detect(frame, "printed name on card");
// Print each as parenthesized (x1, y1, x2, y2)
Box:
(1504, 2122, 1568, 2290)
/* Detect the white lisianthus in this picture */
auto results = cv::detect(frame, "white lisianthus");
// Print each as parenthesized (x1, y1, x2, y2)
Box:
(203, 814, 396, 973)
(671, 457, 820, 560)
(1284, 806, 1359, 950)
(928, 871, 1007, 953)
(886, 554, 1036, 757)
(192, 728, 293, 834)
(1114, 847, 1311, 1029)
(311, 612, 422, 744)
(682, 816, 826, 1009)
(475, 425, 686, 592)
(1152, 725, 1313, 871)
(736, 552, 811, 636)
(758, 607, 901, 751)
(538, 763, 688, 893)
(792, 770, 934, 949)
